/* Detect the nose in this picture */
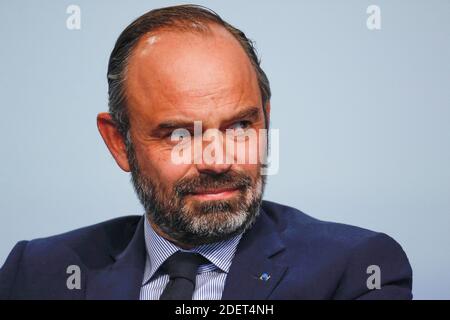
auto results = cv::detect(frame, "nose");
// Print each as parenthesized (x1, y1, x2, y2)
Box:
(193, 129, 232, 175)
(195, 159, 232, 175)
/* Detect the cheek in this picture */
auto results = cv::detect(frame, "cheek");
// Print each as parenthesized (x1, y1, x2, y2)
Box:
(138, 144, 192, 189)
(234, 163, 261, 182)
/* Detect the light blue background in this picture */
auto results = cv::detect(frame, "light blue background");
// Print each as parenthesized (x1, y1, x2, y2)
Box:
(0, 0, 448, 299)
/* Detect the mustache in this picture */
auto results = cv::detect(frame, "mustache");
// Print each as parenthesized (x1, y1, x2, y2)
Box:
(174, 171, 253, 197)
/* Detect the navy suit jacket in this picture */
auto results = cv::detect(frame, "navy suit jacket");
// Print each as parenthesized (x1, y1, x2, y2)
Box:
(0, 200, 412, 299)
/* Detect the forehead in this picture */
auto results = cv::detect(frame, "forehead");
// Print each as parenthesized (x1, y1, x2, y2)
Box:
(124, 24, 262, 127)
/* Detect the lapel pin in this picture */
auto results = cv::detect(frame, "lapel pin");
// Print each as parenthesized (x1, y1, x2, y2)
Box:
(259, 272, 271, 281)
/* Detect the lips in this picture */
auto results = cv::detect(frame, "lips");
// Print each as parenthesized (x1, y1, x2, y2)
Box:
(191, 187, 238, 195)
(189, 187, 240, 200)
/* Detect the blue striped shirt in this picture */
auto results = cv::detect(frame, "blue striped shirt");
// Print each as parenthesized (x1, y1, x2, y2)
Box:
(139, 215, 243, 300)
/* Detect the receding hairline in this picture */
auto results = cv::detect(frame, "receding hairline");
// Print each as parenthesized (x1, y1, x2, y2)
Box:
(126, 20, 250, 66)
(123, 21, 260, 97)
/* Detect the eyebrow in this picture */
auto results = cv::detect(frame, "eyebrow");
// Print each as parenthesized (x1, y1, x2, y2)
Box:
(223, 106, 261, 127)
(152, 106, 262, 135)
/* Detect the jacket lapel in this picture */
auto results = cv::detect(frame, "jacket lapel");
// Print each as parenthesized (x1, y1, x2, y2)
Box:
(221, 207, 288, 300)
(85, 216, 146, 300)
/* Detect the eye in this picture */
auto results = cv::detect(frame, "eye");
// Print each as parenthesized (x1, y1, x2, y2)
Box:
(228, 120, 251, 130)
(170, 128, 191, 141)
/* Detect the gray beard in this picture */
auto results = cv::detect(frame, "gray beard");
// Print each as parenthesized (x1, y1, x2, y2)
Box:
(126, 139, 266, 246)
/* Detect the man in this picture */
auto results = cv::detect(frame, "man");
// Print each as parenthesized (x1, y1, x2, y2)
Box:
(0, 5, 412, 300)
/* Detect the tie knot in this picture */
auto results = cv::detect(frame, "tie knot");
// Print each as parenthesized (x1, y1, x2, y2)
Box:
(162, 251, 207, 283)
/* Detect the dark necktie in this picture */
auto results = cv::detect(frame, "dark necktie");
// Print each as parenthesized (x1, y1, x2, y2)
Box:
(159, 251, 207, 300)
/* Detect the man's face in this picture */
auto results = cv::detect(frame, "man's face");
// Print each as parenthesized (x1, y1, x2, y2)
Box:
(123, 24, 268, 246)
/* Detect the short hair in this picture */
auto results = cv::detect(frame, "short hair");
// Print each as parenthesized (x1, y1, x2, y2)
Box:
(107, 4, 271, 138)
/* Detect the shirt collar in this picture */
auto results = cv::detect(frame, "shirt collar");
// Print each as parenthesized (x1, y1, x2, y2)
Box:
(142, 214, 243, 285)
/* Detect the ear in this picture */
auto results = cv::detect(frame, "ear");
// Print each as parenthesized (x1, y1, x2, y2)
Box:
(96, 112, 131, 172)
